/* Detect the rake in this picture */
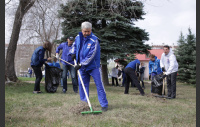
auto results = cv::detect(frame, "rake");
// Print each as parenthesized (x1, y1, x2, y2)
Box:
(52, 54, 102, 114)
(74, 60, 102, 114)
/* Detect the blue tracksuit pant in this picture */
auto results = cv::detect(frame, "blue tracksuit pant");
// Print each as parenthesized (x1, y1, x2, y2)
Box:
(78, 67, 108, 108)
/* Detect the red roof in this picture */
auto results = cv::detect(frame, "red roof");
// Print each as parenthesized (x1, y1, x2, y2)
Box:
(135, 49, 163, 61)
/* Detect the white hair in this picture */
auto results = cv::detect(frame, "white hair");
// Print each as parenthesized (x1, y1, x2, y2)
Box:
(81, 21, 92, 30)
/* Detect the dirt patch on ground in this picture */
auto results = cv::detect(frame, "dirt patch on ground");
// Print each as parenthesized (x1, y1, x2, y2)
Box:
(145, 93, 168, 103)
(130, 93, 141, 96)
(68, 102, 100, 115)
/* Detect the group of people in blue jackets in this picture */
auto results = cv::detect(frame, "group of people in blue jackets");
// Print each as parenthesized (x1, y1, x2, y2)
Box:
(30, 21, 178, 112)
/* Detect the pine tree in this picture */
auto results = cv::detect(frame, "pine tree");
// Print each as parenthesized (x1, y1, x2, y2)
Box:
(57, 0, 151, 85)
(186, 29, 196, 85)
(175, 28, 196, 85)
(188, 50, 196, 85)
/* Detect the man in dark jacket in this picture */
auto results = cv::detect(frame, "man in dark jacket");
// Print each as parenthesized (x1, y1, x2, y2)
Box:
(124, 59, 145, 96)
(31, 41, 52, 94)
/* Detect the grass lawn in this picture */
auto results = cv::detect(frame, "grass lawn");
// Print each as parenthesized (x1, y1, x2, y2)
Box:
(18, 77, 45, 81)
(5, 81, 196, 127)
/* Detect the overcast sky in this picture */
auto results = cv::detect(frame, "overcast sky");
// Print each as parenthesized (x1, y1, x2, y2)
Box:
(5, 0, 196, 45)
(134, 0, 196, 46)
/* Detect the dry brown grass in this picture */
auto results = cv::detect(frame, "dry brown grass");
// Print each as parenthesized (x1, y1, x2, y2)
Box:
(5, 81, 196, 127)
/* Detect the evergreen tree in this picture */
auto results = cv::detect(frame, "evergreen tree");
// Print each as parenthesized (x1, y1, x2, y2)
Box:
(186, 29, 196, 85)
(188, 50, 196, 85)
(175, 28, 196, 85)
(58, 0, 151, 85)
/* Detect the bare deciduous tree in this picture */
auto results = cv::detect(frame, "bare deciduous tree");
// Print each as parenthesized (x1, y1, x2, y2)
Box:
(5, 0, 65, 81)
(5, 0, 36, 82)
(19, 0, 64, 57)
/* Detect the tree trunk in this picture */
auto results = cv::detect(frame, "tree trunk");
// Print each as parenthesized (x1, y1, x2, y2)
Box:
(5, 0, 35, 82)
(101, 64, 109, 86)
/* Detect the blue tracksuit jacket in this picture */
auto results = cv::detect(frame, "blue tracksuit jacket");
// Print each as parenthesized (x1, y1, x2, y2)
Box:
(56, 42, 74, 65)
(149, 56, 162, 75)
(71, 32, 100, 71)
(125, 59, 140, 70)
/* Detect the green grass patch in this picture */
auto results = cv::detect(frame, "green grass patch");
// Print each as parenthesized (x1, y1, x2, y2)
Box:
(5, 81, 196, 127)
(18, 77, 45, 81)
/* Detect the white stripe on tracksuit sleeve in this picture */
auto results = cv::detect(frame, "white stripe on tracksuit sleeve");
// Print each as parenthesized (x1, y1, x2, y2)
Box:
(81, 39, 98, 66)
(70, 41, 76, 54)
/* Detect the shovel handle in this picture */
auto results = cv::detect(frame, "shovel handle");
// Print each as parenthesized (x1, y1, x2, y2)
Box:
(162, 72, 166, 95)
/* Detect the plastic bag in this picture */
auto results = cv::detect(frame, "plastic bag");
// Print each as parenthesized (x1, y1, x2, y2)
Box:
(45, 63, 63, 93)
(153, 73, 163, 87)
(151, 73, 163, 95)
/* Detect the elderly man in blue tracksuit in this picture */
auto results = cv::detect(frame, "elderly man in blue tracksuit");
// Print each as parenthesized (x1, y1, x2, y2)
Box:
(124, 59, 145, 96)
(149, 54, 162, 93)
(56, 36, 78, 93)
(70, 21, 108, 112)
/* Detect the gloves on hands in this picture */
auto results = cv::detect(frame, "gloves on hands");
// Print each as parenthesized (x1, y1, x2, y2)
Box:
(149, 74, 151, 80)
(71, 54, 76, 61)
(74, 64, 82, 70)
(72, 54, 80, 70)
(160, 74, 167, 81)
(136, 72, 139, 77)
(162, 67, 166, 72)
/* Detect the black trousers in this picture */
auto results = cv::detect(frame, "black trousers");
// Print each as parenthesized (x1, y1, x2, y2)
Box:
(31, 66, 43, 91)
(167, 72, 177, 98)
(124, 68, 144, 94)
(131, 80, 136, 87)
(112, 77, 119, 86)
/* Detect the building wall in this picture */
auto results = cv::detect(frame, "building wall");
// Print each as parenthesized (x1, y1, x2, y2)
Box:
(140, 61, 150, 80)
(5, 44, 42, 77)
(5, 43, 63, 77)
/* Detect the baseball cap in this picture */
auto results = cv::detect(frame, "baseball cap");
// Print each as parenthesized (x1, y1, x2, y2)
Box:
(68, 36, 74, 41)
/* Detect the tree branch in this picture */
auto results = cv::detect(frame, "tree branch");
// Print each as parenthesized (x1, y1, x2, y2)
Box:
(5, 0, 12, 6)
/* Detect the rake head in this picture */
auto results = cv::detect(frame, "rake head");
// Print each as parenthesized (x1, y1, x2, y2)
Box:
(81, 110, 102, 114)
